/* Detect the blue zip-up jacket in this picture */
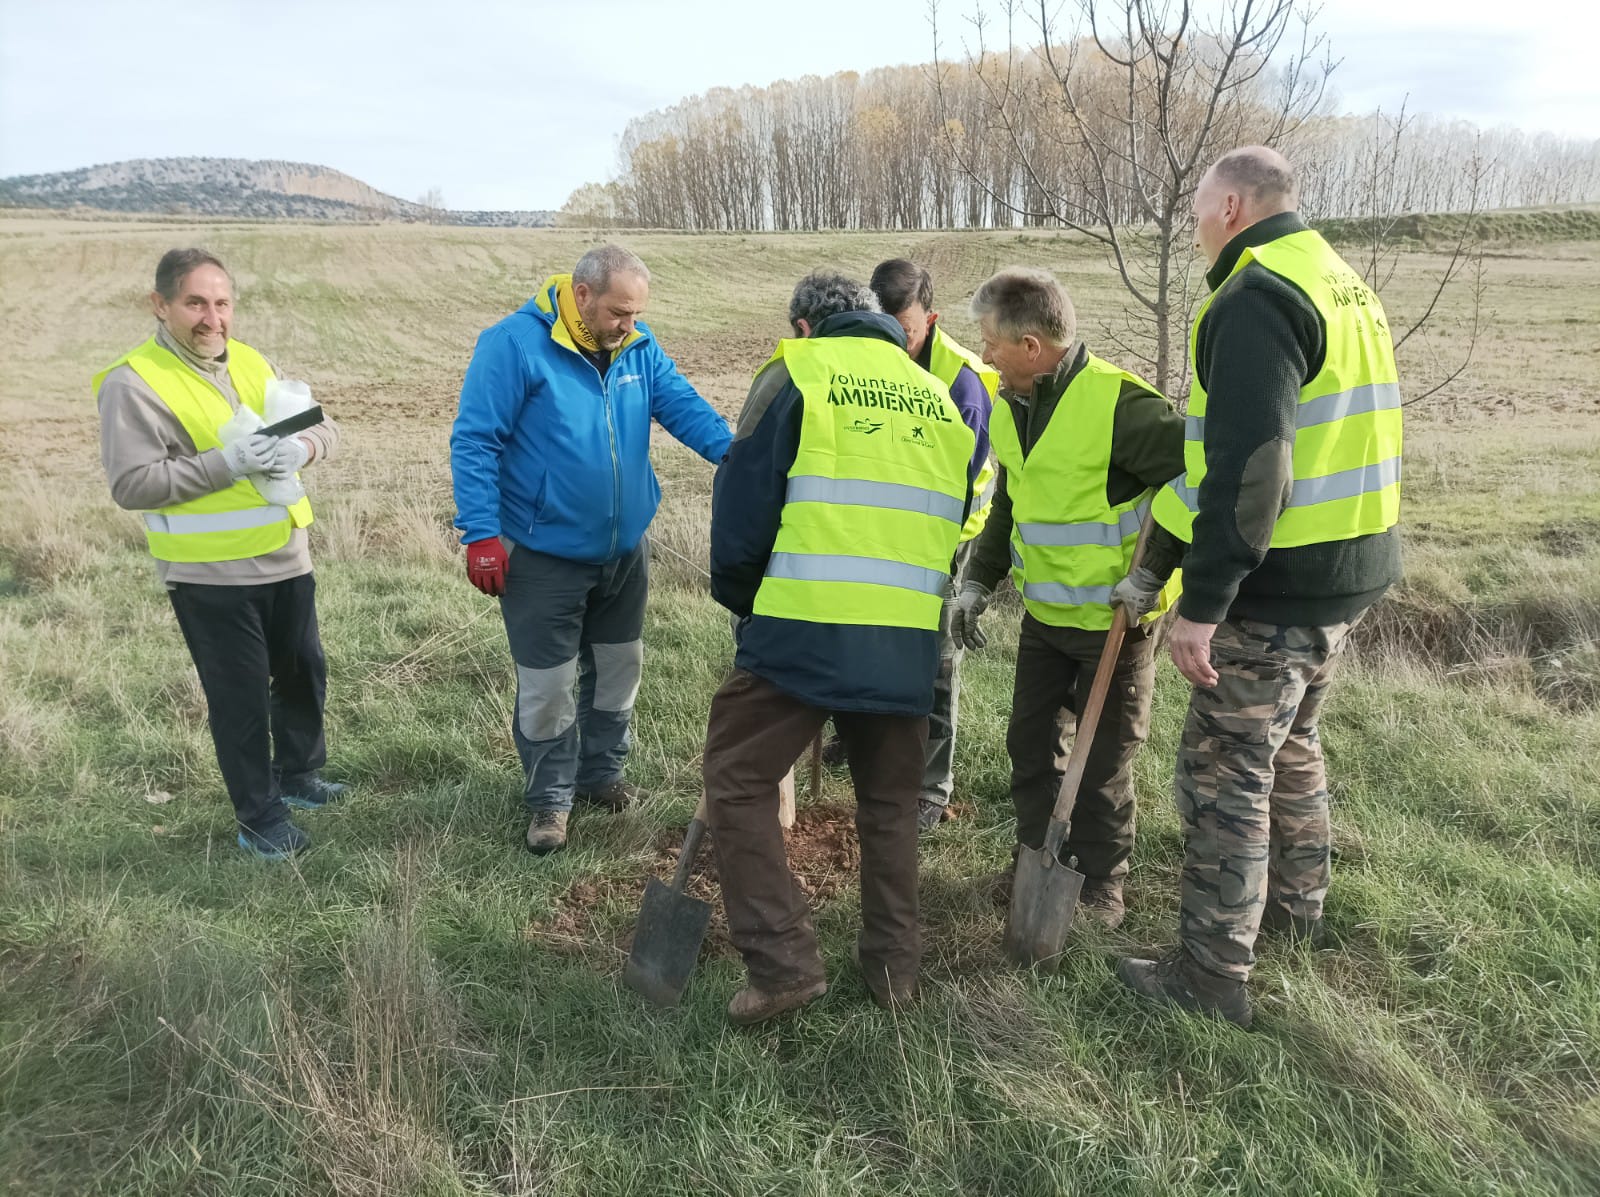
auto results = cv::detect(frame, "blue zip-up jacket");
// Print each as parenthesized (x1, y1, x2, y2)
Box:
(451, 276, 732, 563)
(711, 311, 978, 717)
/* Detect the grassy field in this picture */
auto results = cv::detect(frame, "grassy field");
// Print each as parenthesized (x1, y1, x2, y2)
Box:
(1, 213, 1598, 1195)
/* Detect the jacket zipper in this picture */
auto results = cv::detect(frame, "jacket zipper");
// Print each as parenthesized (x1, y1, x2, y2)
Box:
(572, 339, 637, 561)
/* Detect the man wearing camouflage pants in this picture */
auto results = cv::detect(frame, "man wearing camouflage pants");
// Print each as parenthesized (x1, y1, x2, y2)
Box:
(1113, 146, 1403, 1027)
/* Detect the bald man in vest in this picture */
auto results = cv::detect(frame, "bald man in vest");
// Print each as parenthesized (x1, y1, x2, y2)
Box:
(96, 247, 347, 861)
(1114, 147, 1403, 1027)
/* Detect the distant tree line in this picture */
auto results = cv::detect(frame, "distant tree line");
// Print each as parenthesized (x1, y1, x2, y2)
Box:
(559, 53, 1600, 232)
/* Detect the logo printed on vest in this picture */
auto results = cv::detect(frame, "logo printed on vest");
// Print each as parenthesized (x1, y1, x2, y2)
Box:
(826, 370, 952, 422)
(845, 417, 884, 435)
(901, 424, 932, 448)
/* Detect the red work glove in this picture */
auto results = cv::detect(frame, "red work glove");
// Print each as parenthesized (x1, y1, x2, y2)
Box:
(465, 537, 509, 596)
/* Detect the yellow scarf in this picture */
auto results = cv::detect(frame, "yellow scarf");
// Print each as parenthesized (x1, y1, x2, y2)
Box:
(551, 273, 601, 353)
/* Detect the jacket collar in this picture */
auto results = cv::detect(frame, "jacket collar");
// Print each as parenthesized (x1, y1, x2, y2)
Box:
(811, 309, 908, 347)
(1206, 211, 1309, 291)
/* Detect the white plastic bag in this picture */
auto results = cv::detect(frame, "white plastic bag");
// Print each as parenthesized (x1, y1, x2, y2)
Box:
(216, 387, 306, 506)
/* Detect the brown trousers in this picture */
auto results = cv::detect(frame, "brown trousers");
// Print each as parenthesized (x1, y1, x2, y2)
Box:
(1007, 613, 1158, 880)
(703, 669, 927, 993)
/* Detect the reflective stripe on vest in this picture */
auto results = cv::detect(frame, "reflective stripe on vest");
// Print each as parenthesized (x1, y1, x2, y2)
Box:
(1152, 228, 1402, 548)
(93, 336, 314, 563)
(765, 552, 949, 596)
(1018, 503, 1147, 548)
(751, 335, 974, 630)
(989, 353, 1181, 631)
(925, 326, 999, 544)
(785, 475, 965, 525)
(144, 506, 292, 535)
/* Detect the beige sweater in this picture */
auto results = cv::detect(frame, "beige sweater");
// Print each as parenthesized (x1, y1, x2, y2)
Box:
(97, 324, 342, 586)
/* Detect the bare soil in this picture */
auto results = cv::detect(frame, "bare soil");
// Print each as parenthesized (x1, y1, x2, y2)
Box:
(523, 803, 864, 959)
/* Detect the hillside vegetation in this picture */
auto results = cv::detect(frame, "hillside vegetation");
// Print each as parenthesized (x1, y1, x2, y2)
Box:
(0, 214, 1597, 1195)
(0, 157, 555, 226)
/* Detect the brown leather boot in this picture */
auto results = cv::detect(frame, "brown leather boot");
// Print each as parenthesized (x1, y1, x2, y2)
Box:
(726, 978, 828, 1026)
(524, 810, 569, 856)
(1078, 878, 1126, 930)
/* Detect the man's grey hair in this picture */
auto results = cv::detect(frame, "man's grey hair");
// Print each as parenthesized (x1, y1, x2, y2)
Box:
(969, 267, 1076, 347)
(1211, 146, 1300, 209)
(788, 271, 880, 333)
(573, 243, 650, 294)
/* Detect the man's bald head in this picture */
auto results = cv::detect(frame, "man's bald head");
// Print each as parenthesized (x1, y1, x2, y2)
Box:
(1193, 145, 1300, 265)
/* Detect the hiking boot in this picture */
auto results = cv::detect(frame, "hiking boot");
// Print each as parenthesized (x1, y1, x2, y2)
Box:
(524, 810, 569, 855)
(237, 818, 311, 861)
(576, 780, 648, 811)
(1078, 878, 1126, 930)
(916, 798, 952, 835)
(1115, 948, 1254, 1028)
(279, 773, 350, 811)
(727, 977, 828, 1026)
(1260, 903, 1328, 947)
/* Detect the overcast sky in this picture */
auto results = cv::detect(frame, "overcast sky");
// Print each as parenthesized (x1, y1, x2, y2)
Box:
(1, 0, 1595, 211)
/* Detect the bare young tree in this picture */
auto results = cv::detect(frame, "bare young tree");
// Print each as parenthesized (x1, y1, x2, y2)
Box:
(417, 186, 445, 224)
(933, 0, 1334, 397)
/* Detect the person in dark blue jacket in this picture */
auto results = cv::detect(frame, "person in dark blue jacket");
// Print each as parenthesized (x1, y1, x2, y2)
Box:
(450, 244, 731, 856)
(704, 272, 978, 1026)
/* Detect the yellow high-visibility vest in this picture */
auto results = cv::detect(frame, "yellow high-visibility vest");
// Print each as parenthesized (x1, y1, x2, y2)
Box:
(1152, 227, 1402, 546)
(925, 325, 998, 544)
(93, 337, 313, 563)
(991, 353, 1181, 631)
(751, 336, 975, 630)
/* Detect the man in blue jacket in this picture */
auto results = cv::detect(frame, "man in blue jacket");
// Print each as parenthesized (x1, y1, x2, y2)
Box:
(451, 244, 732, 856)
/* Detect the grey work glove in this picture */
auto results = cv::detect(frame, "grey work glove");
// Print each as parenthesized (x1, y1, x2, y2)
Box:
(949, 580, 993, 651)
(1110, 564, 1164, 620)
(266, 436, 312, 481)
(222, 431, 280, 479)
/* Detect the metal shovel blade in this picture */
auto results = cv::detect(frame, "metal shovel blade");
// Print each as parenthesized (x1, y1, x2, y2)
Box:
(622, 875, 713, 1007)
(1002, 845, 1086, 967)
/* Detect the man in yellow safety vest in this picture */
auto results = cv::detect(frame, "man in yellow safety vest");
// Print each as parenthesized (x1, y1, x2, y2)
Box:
(704, 271, 976, 1025)
(950, 267, 1187, 930)
(95, 248, 347, 860)
(1115, 146, 1403, 1027)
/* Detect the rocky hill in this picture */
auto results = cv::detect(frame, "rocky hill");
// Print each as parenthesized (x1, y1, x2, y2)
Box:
(0, 157, 554, 226)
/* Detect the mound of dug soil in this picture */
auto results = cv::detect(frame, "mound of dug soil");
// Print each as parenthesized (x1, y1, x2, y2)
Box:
(524, 804, 864, 958)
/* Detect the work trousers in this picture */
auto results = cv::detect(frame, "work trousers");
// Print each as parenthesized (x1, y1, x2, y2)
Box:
(704, 669, 927, 995)
(1177, 615, 1358, 981)
(501, 539, 647, 812)
(1007, 612, 1158, 881)
(921, 539, 976, 807)
(167, 573, 328, 832)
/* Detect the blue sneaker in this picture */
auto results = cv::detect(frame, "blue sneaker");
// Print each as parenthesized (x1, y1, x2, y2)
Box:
(279, 774, 350, 811)
(237, 818, 312, 861)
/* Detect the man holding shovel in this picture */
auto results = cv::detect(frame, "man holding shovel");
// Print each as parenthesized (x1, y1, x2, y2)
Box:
(95, 247, 346, 860)
(951, 268, 1186, 929)
(703, 271, 975, 1025)
(1115, 147, 1403, 1027)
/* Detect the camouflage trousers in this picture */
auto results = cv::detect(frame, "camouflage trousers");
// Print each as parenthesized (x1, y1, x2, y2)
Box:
(1176, 614, 1359, 982)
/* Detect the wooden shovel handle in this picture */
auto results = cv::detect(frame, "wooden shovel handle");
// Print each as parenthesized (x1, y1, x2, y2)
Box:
(671, 793, 710, 892)
(1041, 512, 1157, 858)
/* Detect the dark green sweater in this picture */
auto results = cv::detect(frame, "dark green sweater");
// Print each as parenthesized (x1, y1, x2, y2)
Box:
(968, 343, 1187, 592)
(1155, 211, 1402, 627)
